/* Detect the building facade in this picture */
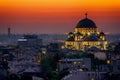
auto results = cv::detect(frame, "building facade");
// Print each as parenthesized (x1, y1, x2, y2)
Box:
(58, 58, 91, 71)
(63, 13, 108, 51)
(17, 35, 42, 47)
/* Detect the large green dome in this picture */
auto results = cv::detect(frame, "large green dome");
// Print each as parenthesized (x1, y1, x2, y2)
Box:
(76, 18, 97, 28)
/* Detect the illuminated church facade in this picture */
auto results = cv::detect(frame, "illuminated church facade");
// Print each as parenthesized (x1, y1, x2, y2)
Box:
(63, 13, 108, 51)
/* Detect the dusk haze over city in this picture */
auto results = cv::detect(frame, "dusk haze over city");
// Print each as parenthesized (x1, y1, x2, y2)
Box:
(0, 0, 120, 80)
(0, 0, 120, 34)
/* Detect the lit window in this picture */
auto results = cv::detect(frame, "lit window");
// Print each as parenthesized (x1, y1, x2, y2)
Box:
(78, 62, 81, 64)
(73, 61, 77, 65)
(91, 77, 95, 80)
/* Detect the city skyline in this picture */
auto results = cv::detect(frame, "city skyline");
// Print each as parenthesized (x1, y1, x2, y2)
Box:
(0, 0, 120, 34)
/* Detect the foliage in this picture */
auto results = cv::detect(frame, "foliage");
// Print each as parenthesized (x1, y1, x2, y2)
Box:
(104, 72, 120, 80)
(41, 52, 69, 80)
(94, 58, 106, 65)
(114, 42, 120, 55)
(58, 68, 70, 80)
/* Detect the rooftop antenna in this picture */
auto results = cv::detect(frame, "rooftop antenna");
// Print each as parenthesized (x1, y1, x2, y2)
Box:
(8, 27, 11, 38)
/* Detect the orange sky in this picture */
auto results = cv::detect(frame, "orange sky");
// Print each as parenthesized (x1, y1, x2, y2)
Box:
(0, 0, 120, 34)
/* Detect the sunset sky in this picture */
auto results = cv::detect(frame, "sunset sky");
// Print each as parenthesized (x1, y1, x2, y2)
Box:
(0, 0, 120, 34)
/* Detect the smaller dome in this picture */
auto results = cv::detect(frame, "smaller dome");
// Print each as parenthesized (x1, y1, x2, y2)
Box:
(84, 35, 99, 41)
(100, 32, 105, 36)
(67, 37, 74, 41)
(68, 32, 73, 35)
(75, 32, 82, 36)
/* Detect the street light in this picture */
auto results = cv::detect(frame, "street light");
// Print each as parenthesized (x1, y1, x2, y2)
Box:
(91, 77, 95, 80)
(42, 50, 46, 55)
(106, 60, 111, 65)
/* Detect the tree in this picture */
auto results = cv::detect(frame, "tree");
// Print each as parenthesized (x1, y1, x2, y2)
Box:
(41, 52, 70, 80)
(114, 42, 120, 55)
